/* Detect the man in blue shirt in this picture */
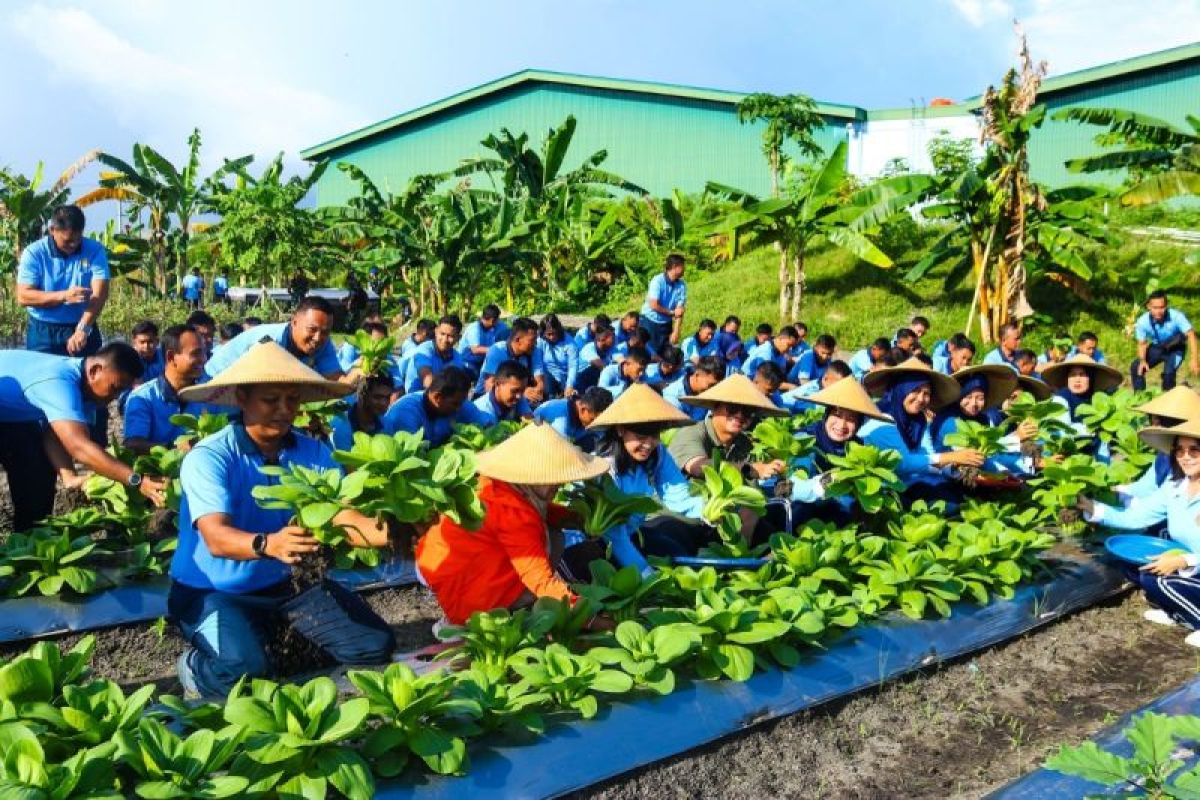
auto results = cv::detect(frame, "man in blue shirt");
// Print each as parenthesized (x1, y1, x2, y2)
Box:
(384, 366, 494, 445)
(124, 324, 214, 454)
(329, 373, 394, 451)
(458, 304, 510, 376)
(982, 323, 1023, 371)
(789, 334, 836, 384)
(0, 343, 169, 530)
(403, 315, 466, 394)
(533, 387, 613, 450)
(205, 297, 345, 381)
(663, 356, 725, 422)
(930, 333, 976, 375)
(170, 341, 395, 698)
(645, 345, 684, 389)
(16, 205, 109, 357)
(212, 273, 229, 304)
(1069, 331, 1107, 364)
(473, 360, 534, 422)
(1132, 291, 1198, 390)
(129, 320, 164, 385)
(639, 253, 687, 352)
(598, 347, 650, 400)
(186, 310, 218, 359)
(850, 337, 892, 379)
(573, 313, 611, 350)
(741, 326, 797, 381)
(181, 268, 205, 309)
(475, 317, 545, 402)
(681, 319, 719, 365)
(713, 316, 743, 367)
(575, 325, 616, 392)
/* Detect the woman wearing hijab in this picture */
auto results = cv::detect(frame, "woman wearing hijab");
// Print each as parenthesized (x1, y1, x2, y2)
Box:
(860, 357, 985, 505)
(1078, 418, 1200, 647)
(1117, 387, 1200, 508)
(1041, 353, 1124, 460)
(416, 422, 610, 626)
(930, 364, 1022, 474)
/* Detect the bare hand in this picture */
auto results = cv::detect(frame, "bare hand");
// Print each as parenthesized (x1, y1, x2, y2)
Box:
(138, 476, 170, 507)
(751, 460, 786, 479)
(1015, 420, 1038, 442)
(60, 472, 88, 491)
(66, 330, 88, 355)
(265, 525, 320, 564)
(1141, 552, 1189, 576)
(1075, 496, 1095, 517)
(563, 386, 577, 398)
(1138, 361, 1149, 376)
(946, 449, 985, 468)
(61, 286, 90, 304)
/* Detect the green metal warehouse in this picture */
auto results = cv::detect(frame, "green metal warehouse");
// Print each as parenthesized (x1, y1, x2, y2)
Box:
(302, 42, 1200, 204)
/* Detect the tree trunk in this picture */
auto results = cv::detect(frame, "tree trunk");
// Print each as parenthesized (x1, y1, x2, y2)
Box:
(790, 249, 805, 322)
(777, 244, 789, 324)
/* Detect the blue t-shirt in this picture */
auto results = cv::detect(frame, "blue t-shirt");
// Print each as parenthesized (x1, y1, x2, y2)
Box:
(788, 350, 829, 384)
(0, 350, 93, 425)
(533, 398, 586, 442)
(172, 425, 335, 593)
(476, 342, 544, 394)
(458, 320, 510, 370)
(181, 274, 204, 301)
(381, 391, 495, 446)
(741, 341, 787, 377)
(17, 236, 111, 325)
(473, 390, 532, 422)
(538, 337, 578, 390)
(640, 273, 687, 325)
(403, 341, 467, 393)
(123, 376, 219, 446)
(662, 374, 708, 422)
(205, 322, 341, 379)
(1136, 308, 1193, 345)
(848, 348, 875, 379)
(213, 276, 229, 297)
(681, 335, 718, 363)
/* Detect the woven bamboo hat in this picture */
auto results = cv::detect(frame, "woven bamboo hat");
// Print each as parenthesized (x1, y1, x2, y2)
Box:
(1041, 354, 1123, 393)
(1134, 386, 1200, 424)
(804, 377, 893, 423)
(950, 364, 1019, 410)
(1015, 374, 1054, 401)
(179, 340, 353, 406)
(587, 382, 693, 430)
(475, 421, 610, 484)
(1139, 418, 1200, 456)
(680, 373, 787, 417)
(861, 356, 961, 410)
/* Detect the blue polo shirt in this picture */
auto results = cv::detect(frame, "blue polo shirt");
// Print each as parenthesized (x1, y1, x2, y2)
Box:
(476, 342, 545, 394)
(0, 350, 94, 425)
(577, 342, 613, 372)
(612, 340, 657, 364)
(123, 376, 219, 446)
(172, 425, 335, 593)
(473, 390, 532, 422)
(849, 348, 875, 379)
(139, 350, 165, 383)
(381, 391, 495, 446)
(741, 341, 787, 377)
(780, 379, 821, 412)
(17, 236, 111, 325)
(663, 374, 708, 422)
(644, 362, 681, 387)
(681, 335, 718, 363)
(538, 337, 578, 391)
(181, 274, 204, 301)
(458, 320, 510, 371)
(982, 347, 1019, 372)
(403, 341, 467, 394)
(213, 276, 229, 297)
(1067, 346, 1107, 364)
(533, 398, 586, 442)
(598, 364, 643, 400)
(574, 325, 596, 349)
(640, 273, 687, 325)
(1136, 308, 1193, 345)
(788, 350, 829, 384)
(205, 322, 340, 379)
(329, 401, 385, 451)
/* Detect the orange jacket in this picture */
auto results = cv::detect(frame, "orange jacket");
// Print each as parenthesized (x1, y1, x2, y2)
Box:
(416, 478, 575, 625)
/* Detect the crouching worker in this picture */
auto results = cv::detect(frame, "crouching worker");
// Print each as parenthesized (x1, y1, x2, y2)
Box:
(1078, 419, 1200, 647)
(416, 422, 610, 625)
(170, 341, 395, 698)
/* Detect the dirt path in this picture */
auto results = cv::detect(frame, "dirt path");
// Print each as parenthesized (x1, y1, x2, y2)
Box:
(572, 591, 1196, 800)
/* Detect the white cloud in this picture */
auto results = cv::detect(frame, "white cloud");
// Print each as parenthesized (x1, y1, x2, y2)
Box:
(949, 0, 1014, 27)
(10, 3, 364, 167)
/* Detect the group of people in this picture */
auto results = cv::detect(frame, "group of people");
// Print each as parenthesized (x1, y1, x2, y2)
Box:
(5, 208, 1200, 694)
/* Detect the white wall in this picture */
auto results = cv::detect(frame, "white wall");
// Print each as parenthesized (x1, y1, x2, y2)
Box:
(846, 113, 982, 179)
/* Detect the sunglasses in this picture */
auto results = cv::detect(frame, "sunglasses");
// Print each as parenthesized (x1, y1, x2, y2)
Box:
(1173, 446, 1200, 458)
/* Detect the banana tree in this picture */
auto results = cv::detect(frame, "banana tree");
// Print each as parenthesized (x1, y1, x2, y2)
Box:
(0, 151, 98, 279)
(706, 140, 932, 321)
(1054, 106, 1200, 205)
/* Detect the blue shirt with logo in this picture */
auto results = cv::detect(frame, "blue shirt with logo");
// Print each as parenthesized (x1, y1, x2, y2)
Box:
(205, 322, 341, 379)
(381, 391, 495, 446)
(0, 350, 94, 425)
(640, 273, 687, 325)
(1136, 308, 1193, 345)
(123, 376, 220, 446)
(458, 320, 510, 371)
(17, 236, 111, 325)
(403, 341, 467, 394)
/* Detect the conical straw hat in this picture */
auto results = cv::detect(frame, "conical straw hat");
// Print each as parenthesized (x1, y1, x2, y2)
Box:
(950, 364, 1019, 410)
(1041, 353, 1123, 393)
(680, 373, 786, 417)
(1134, 386, 1200, 424)
(861, 356, 961, 410)
(804, 377, 893, 422)
(1016, 374, 1053, 401)
(475, 421, 610, 484)
(179, 340, 353, 406)
(587, 382, 693, 430)
(1139, 417, 1200, 456)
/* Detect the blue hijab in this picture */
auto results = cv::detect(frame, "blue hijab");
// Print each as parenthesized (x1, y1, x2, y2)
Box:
(1055, 367, 1095, 420)
(804, 411, 856, 471)
(930, 373, 990, 443)
(879, 376, 932, 451)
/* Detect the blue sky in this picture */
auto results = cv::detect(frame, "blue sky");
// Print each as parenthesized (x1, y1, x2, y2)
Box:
(2, 0, 1198, 188)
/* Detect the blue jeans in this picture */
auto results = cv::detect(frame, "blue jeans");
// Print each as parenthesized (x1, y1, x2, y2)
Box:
(1131, 344, 1185, 390)
(169, 579, 395, 697)
(26, 318, 107, 444)
(643, 318, 672, 354)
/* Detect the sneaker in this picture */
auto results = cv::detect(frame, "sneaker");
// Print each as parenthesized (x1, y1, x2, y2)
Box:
(176, 648, 201, 700)
(1144, 608, 1178, 626)
(1184, 630, 1200, 649)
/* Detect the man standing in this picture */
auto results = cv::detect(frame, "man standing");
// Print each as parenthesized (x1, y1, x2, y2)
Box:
(1132, 290, 1198, 391)
(213, 272, 229, 304)
(205, 297, 345, 381)
(16, 205, 109, 357)
(458, 304, 510, 376)
(181, 268, 205, 310)
(123, 325, 214, 454)
(640, 253, 687, 352)
(0, 343, 168, 529)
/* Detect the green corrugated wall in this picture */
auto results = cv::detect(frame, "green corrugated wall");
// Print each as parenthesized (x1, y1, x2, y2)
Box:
(312, 83, 850, 204)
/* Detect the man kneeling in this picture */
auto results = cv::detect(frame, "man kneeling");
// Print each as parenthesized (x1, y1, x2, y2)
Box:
(170, 340, 395, 698)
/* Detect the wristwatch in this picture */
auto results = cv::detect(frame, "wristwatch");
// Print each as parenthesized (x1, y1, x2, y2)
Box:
(127, 472, 143, 488)
(76, 323, 94, 336)
(251, 534, 269, 559)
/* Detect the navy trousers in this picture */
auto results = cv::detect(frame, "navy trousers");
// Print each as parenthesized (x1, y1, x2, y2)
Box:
(1134, 568, 1200, 630)
(0, 421, 56, 531)
(169, 579, 395, 698)
(1131, 344, 1184, 391)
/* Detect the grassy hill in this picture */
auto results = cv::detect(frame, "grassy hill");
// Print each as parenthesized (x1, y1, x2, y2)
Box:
(587, 234, 1200, 373)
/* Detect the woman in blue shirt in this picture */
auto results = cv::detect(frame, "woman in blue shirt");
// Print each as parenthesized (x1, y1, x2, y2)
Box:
(930, 364, 1023, 474)
(586, 384, 708, 573)
(1117, 387, 1200, 507)
(1041, 353, 1123, 460)
(1079, 419, 1200, 645)
(537, 314, 578, 398)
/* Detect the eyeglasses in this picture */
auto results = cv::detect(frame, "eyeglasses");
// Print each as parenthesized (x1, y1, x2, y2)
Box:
(718, 405, 755, 419)
(1173, 446, 1200, 458)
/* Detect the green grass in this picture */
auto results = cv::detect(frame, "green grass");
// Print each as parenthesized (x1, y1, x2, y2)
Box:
(586, 234, 1200, 375)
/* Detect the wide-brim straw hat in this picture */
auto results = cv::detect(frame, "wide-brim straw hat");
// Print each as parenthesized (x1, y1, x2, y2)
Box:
(179, 340, 354, 406)
(1134, 386, 1200, 424)
(587, 382, 693, 430)
(1041, 354, 1123, 393)
(475, 421, 610, 484)
(804, 377, 893, 423)
(861, 356, 961, 410)
(1015, 374, 1054, 401)
(680, 373, 787, 417)
(951, 364, 1019, 410)
(1139, 418, 1200, 455)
